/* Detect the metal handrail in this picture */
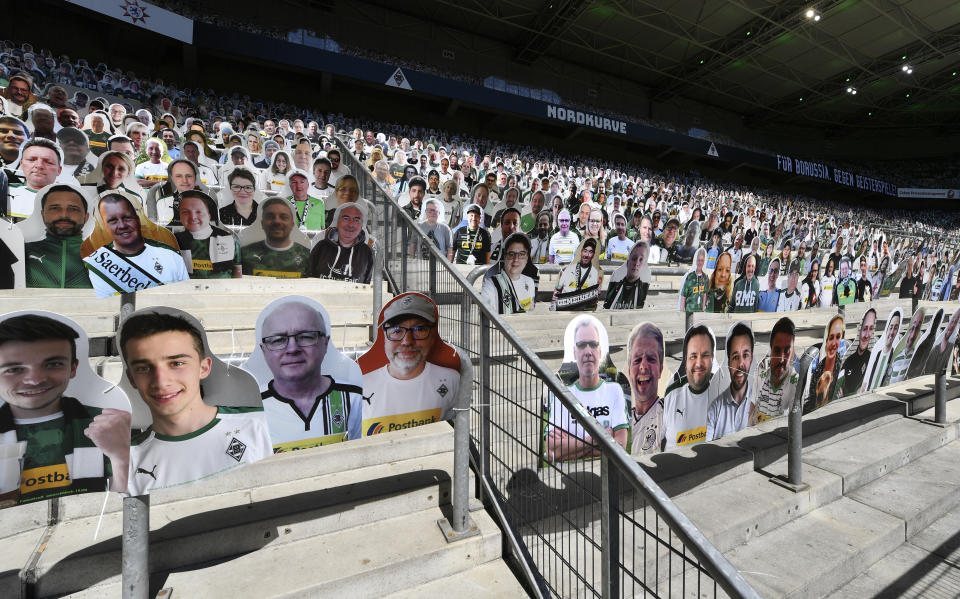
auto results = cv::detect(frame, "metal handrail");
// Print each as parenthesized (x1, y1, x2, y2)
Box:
(335, 138, 761, 599)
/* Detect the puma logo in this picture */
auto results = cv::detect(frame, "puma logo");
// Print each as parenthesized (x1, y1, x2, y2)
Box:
(362, 392, 375, 405)
(676, 408, 685, 416)
(136, 464, 158, 480)
(28, 254, 43, 263)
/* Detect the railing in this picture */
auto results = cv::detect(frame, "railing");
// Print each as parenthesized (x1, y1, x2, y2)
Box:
(338, 139, 760, 598)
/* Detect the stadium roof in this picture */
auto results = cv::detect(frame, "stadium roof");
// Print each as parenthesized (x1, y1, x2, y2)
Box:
(353, 0, 960, 132)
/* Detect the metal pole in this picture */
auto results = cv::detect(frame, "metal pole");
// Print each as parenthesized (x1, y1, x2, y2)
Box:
(912, 293, 919, 315)
(460, 286, 471, 352)
(122, 494, 149, 599)
(371, 245, 383, 343)
(428, 252, 437, 296)
(479, 312, 492, 482)
(685, 309, 693, 332)
(438, 347, 479, 543)
(935, 371, 947, 425)
(120, 292, 136, 323)
(787, 394, 804, 486)
(401, 219, 408, 293)
(118, 293, 150, 599)
(772, 345, 817, 493)
(600, 454, 621, 599)
(384, 200, 393, 273)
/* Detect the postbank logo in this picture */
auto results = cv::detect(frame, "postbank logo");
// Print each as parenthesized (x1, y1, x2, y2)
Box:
(20, 464, 71, 493)
(675, 426, 707, 446)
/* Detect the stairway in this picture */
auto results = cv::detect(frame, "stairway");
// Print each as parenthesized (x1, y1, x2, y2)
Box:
(0, 424, 528, 598)
(643, 375, 960, 598)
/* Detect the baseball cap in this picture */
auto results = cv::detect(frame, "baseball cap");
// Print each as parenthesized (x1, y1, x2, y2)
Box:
(382, 293, 437, 325)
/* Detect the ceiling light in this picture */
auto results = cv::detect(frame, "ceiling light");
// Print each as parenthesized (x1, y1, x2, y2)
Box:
(805, 9, 815, 18)
(814, 14, 821, 21)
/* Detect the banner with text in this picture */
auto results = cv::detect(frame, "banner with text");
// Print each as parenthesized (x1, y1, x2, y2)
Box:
(775, 154, 897, 197)
(67, 0, 194, 44)
(898, 188, 960, 200)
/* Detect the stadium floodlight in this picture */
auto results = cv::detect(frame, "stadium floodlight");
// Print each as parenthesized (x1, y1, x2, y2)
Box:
(814, 14, 821, 21)
(805, 9, 815, 18)
(846, 87, 857, 95)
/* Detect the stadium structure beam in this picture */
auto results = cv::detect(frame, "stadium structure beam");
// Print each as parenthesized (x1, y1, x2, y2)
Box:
(514, 0, 593, 66)
(597, 0, 839, 108)
(424, 0, 783, 112)
(650, 1, 801, 102)
(860, 0, 946, 59)
(745, 30, 960, 127)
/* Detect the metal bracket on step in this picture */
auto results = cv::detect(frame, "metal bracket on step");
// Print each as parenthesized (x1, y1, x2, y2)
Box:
(769, 474, 809, 494)
(437, 515, 481, 543)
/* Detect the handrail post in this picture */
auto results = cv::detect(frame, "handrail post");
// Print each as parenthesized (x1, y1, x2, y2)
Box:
(119, 292, 149, 599)
(438, 347, 479, 543)
(428, 252, 437, 296)
(771, 345, 818, 493)
(600, 454, 621, 599)
(478, 312, 492, 482)
(382, 195, 392, 267)
(371, 243, 383, 342)
(935, 370, 947, 425)
(400, 219, 408, 293)
(122, 494, 149, 599)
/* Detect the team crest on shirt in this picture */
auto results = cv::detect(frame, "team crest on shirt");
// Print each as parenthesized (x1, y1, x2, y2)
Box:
(641, 425, 659, 451)
(436, 383, 449, 398)
(332, 408, 344, 428)
(295, 255, 304, 266)
(226, 437, 247, 462)
(154, 259, 163, 274)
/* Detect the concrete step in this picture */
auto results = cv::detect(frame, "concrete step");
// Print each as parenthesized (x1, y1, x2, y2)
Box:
(801, 416, 957, 494)
(724, 497, 904, 598)
(847, 440, 960, 538)
(0, 528, 47, 598)
(55, 422, 456, 522)
(63, 507, 503, 599)
(380, 560, 530, 598)
(709, 390, 907, 470)
(31, 451, 465, 597)
(675, 460, 842, 555)
(203, 325, 371, 354)
(831, 461, 960, 598)
(830, 543, 960, 599)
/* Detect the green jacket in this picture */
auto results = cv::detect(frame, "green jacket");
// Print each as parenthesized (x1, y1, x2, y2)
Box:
(25, 235, 93, 289)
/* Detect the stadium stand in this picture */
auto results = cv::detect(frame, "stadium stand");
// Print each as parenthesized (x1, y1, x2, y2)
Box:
(1, 0, 960, 596)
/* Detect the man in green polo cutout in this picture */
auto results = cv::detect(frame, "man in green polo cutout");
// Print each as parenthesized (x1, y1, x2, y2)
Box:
(241, 197, 311, 278)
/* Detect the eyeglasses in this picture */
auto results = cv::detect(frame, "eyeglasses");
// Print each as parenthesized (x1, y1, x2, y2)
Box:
(505, 251, 528, 260)
(262, 330, 326, 351)
(576, 341, 600, 349)
(383, 324, 433, 341)
(230, 184, 254, 192)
